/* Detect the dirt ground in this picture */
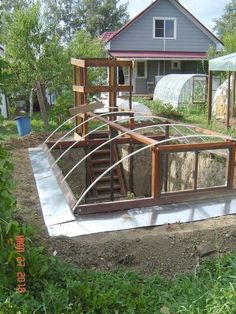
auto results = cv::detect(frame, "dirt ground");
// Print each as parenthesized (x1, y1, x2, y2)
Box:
(8, 133, 236, 277)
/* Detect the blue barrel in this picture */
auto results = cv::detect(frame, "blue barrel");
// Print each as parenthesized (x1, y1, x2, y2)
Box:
(15, 116, 32, 136)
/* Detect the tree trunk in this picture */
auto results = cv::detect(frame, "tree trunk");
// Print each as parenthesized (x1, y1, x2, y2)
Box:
(29, 88, 34, 117)
(35, 81, 49, 129)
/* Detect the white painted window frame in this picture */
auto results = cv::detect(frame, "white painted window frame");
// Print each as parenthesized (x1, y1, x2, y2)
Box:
(153, 17, 177, 39)
(136, 60, 147, 79)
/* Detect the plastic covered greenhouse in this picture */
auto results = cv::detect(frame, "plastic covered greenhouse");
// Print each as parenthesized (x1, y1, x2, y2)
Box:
(153, 74, 207, 108)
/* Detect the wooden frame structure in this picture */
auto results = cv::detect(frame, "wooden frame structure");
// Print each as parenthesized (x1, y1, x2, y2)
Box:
(45, 111, 236, 215)
(44, 58, 236, 216)
(71, 58, 133, 136)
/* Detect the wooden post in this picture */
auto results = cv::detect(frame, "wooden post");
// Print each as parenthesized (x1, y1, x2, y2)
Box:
(74, 66, 86, 134)
(232, 72, 236, 115)
(228, 142, 236, 190)
(128, 143, 134, 193)
(109, 66, 117, 120)
(207, 71, 213, 124)
(193, 151, 199, 191)
(227, 71, 231, 128)
(151, 147, 160, 200)
(164, 125, 169, 193)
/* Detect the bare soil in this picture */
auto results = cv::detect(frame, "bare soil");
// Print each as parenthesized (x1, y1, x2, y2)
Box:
(9, 134, 236, 277)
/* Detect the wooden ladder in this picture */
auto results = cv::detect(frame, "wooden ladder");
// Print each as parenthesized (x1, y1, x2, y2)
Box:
(87, 141, 127, 202)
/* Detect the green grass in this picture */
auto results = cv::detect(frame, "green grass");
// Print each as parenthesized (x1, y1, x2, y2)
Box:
(1, 253, 236, 313)
(135, 97, 236, 138)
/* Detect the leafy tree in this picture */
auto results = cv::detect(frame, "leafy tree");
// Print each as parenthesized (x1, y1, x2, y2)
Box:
(81, 0, 129, 37)
(213, 0, 236, 39)
(1, 5, 69, 127)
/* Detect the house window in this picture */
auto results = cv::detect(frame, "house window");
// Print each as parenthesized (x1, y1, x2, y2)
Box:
(136, 61, 146, 78)
(153, 18, 176, 39)
(171, 61, 181, 70)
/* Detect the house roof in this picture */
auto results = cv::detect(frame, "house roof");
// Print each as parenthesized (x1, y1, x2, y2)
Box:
(105, 0, 223, 46)
(100, 31, 117, 43)
(109, 50, 207, 60)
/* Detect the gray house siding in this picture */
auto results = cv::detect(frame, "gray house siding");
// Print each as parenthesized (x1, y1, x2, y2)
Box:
(110, 0, 216, 52)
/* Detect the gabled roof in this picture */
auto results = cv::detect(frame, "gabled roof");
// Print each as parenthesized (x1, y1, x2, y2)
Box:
(105, 0, 223, 46)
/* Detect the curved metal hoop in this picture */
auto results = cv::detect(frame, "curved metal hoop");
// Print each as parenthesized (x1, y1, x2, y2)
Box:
(62, 122, 203, 182)
(72, 133, 234, 211)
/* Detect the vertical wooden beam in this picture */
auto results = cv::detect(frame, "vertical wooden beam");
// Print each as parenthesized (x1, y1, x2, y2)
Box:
(128, 143, 134, 193)
(110, 136, 114, 201)
(228, 142, 236, 190)
(207, 70, 213, 124)
(74, 66, 86, 134)
(193, 151, 199, 191)
(83, 67, 88, 139)
(128, 65, 133, 110)
(109, 66, 117, 120)
(227, 71, 231, 128)
(164, 125, 169, 193)
(232, 72, 236, 115)
(151, 147, 160, 200)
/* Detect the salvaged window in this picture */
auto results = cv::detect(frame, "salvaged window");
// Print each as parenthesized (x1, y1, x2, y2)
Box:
(153, 18, 176, 39)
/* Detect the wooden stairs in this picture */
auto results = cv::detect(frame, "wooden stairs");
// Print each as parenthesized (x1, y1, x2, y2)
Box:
(86, 132, 127, 202)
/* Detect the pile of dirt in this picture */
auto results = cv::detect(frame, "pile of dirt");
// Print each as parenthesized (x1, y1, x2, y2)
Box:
(11, 146, 236, 277)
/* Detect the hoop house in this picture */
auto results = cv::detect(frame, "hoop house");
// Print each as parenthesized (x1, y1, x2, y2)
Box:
(153, 74, 207, 108)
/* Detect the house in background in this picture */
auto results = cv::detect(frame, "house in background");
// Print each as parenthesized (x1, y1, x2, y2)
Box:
(0, 45, 8, 118)
(102, 0, 223, 94)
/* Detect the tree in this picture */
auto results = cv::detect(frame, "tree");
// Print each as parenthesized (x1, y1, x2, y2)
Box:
(81, 0, 129, 37)
(213, 0, 236, 39)
(1, 5, 69, 127)
(42, 0, 84, 43)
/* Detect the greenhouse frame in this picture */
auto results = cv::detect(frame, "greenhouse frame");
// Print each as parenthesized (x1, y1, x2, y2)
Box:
(153, 74, 207, 108)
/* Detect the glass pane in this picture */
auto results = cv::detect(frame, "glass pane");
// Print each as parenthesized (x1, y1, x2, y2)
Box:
(197, 150, 228, 189)
(137, 62, 145, 77)
(156, 19, 164, 28)
(155, 28, 164, 37)
(161, 152, 195, 193)
(165, 20, 174, 38)
(155, 19, 164, 37)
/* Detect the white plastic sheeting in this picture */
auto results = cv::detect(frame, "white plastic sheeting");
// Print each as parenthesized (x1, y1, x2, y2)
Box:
(153, 74, 207, 108)
(209, 52, 236, 72)
(95, 96, 152, 121)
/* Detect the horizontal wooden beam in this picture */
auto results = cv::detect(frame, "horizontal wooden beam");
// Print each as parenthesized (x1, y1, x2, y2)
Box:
(74, 187, 236, 215)
(71, 58, 133, 68)
(73, 85, 133, 93)
(159, 141, 234, 153)
(69, 102, 104, 115)
(87, 112, 158, 145)
(46, 135, 166, 150)
(75, 197, 155, 215)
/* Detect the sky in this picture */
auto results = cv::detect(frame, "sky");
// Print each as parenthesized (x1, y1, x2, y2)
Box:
(120, 0, 230, 33)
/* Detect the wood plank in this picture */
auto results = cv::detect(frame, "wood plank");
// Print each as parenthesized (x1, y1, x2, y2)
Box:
(207, 71, 213, 123)
(46, 135, 166, 150)
(71, 58, 85, 67)
(75, 197, 155, 215)
(228, 143, 236, 190)
(73, 85, 133, 93)
(159, 141, 234, 153)
(69, 102, 104, 115)
(227, 71, 231, 128)
(151, 148, 159, 200)
(87, 112, 159, 145)
(75, 188, 236, 215)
